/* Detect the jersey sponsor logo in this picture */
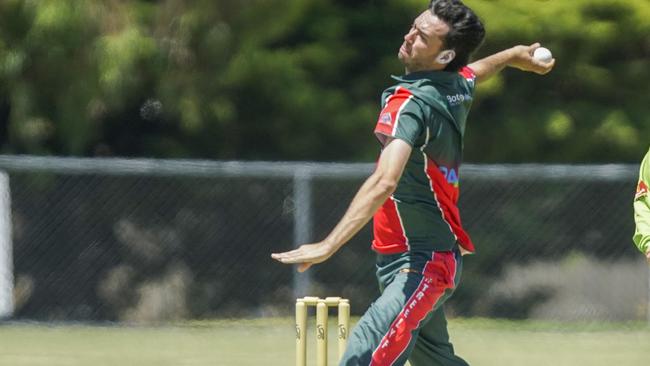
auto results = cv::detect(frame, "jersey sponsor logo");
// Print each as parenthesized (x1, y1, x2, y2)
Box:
(446, 93, 472, 106)
(636, 180, 648, 200)
(379, 112, 392, 126)
(439, 166, 459, 187)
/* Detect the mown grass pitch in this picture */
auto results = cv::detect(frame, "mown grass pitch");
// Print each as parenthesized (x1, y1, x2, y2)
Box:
(0, 318, 648, 365)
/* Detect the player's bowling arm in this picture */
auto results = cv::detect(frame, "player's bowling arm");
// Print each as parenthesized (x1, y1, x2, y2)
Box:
(468, 43, 555, 84)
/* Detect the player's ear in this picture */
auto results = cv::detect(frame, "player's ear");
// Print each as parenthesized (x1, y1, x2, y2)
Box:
(435, 49, 456, 65)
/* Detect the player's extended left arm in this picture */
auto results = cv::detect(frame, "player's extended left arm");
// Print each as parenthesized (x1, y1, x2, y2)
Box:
(271, 138, 412, 272)
(468, 43, 555, 84)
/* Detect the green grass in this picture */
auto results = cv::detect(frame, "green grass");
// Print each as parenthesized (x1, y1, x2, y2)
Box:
(0, 318, 649, 365)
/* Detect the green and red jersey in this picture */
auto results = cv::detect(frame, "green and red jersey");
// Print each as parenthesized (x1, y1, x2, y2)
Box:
(373, 67, 477, 254)
(633, 147, 650, 255)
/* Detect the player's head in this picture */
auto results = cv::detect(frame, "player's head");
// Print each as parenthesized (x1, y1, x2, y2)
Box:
(398, 0, 485, 73)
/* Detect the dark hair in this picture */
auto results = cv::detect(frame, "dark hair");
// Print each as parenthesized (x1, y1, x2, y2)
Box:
(429, 0, 485, 71)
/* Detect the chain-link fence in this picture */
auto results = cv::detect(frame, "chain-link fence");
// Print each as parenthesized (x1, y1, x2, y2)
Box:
(0, 156, 645, 323)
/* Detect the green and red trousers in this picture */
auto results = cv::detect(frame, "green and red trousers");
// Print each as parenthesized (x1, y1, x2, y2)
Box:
(340, 248, 468, 366)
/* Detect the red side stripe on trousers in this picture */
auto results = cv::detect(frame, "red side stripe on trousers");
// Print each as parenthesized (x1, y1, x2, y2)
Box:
(369, 252, 458, 366)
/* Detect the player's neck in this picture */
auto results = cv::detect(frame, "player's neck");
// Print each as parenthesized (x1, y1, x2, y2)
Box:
(405, 64, 445, 74)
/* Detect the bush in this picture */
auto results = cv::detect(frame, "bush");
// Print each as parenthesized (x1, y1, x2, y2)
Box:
(0, 0, 647, 162)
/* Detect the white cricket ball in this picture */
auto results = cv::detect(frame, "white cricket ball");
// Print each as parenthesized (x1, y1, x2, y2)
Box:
(533, 47, 553, 62)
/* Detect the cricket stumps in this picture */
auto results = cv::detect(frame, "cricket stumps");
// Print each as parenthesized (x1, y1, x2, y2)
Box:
(296, 296, 350, 366)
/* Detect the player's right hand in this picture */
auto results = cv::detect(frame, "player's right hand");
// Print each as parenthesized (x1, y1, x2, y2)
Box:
(509, 43, 555, 75)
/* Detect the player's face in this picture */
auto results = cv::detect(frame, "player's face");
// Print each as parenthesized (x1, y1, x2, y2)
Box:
(398, 11, 450, 73)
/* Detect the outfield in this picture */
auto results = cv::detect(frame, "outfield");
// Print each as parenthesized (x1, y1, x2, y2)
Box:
(0, 318, 648, 365)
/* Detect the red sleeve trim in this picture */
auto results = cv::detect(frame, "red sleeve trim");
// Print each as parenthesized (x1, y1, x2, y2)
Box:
(459, 66, 476, 81)
(374, 87, 414, 138)
(636, 181, 648, 200)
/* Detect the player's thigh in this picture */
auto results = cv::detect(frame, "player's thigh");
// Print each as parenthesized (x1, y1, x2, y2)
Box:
(340, 271, 422, 366)
(409, 250, 467, 366)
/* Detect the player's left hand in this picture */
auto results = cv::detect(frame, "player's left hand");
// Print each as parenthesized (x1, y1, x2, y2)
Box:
(509, 43, 555, 75)
(271, 241, 336, 272)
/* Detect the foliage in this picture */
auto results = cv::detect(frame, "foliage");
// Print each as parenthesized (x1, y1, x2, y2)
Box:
(0, 0, 648, 162)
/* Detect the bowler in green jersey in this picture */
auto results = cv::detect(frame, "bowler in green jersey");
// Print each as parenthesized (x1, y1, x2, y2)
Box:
(633, 147, 650, 263)
(273, 1, 555, 365)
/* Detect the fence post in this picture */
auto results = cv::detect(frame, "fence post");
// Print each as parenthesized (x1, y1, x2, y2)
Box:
(293, 168, 313, 299)
(0, 171, 13, 319)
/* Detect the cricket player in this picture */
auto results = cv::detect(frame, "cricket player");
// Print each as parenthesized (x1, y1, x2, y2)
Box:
(634, 147, 650, 263)
(272, 1, 555, 364)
